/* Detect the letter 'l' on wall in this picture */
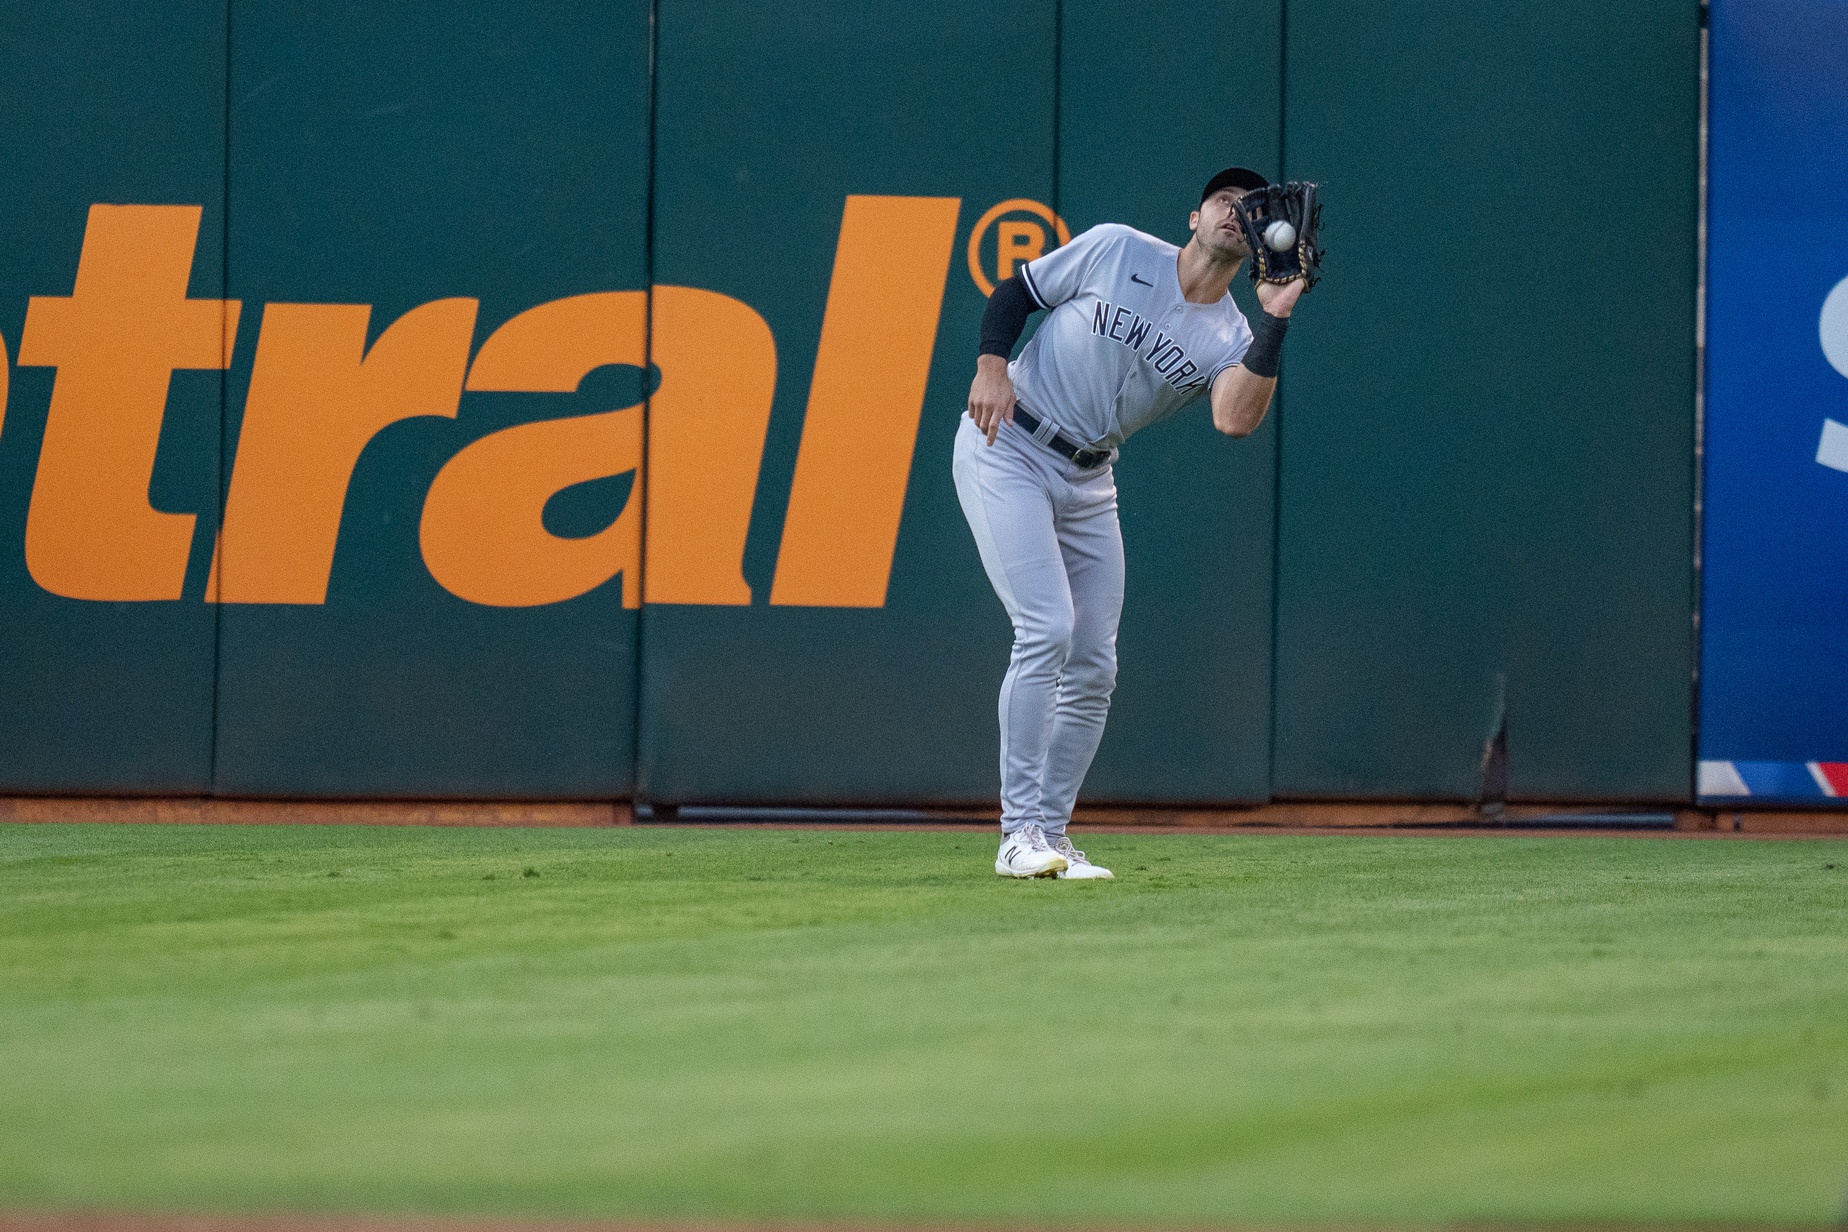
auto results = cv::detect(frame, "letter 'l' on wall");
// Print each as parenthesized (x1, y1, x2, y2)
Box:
(770, 195, 961, 606)
(17, 205, 240, 601)
(645, 285, 777, 605)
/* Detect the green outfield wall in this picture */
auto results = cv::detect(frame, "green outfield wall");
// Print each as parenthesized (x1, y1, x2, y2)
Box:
(0, 0, 1700, 804)
(1273, 0, 1701, 801)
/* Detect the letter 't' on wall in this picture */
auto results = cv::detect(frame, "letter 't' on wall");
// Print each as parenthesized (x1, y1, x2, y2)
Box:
(770, 195, 961, 607)
(17, 205, 240, 601)
(211, 298, 478, 603)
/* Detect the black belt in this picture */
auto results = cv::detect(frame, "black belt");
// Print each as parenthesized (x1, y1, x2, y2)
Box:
(1013, 405, 1111, 469)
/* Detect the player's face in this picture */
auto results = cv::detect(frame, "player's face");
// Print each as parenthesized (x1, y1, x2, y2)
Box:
(1190, 188, 1251, 259)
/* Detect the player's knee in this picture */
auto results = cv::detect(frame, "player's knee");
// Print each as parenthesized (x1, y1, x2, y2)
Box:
(1067, 650, 1118, 699)
(1045, 612, 1077, 657)
(1017, 609, 1076, 661)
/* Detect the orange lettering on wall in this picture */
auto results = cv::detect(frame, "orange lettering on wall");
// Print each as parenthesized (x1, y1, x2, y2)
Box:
(17, 205, 240, 600)
(646, 285, 778, 605)
(769, 195, 961, 607)
(419, 287, 777, 609)
(210, 298, 478, 604)
(420, 292, 646, 608)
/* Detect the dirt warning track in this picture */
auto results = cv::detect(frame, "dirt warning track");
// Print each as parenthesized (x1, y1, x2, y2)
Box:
(2, 796, 1846, 837)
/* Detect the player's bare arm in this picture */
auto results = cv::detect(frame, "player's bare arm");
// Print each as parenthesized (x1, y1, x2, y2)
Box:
(968, 355, 1016, 445)
(1209, 365, 1274, 438)
(1210, 276, 1304, 437)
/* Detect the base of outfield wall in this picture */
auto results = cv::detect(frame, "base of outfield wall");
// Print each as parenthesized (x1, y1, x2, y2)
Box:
(3, 797, 1848, 836)
(0, 798, 631, 828)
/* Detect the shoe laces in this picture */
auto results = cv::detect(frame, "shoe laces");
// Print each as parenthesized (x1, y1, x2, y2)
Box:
(1014, 822, 1056, 853)
(1049, 835, 1089, 864)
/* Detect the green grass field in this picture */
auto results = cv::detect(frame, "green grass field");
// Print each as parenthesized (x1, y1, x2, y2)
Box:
(1, 824, 1845, 1226)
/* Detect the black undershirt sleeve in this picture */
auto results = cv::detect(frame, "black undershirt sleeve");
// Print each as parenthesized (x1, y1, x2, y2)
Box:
(978, 276, 1039, 359)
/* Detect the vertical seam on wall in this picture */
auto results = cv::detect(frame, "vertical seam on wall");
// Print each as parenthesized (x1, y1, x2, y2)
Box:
(1050, 0, 1062, 222)
(210, 0, 232, 796)
(1276, 0, 1288, 180)
(1266, 0, 1288, 797)
(1690, 1, 1708, 803)
(633, 0, 660, 805)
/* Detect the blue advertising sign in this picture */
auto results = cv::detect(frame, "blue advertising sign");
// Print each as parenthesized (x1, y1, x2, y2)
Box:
(1700, 0, 1848, 802)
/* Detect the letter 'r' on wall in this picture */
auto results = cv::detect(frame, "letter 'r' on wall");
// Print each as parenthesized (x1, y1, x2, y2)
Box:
(16, 205, 240, 600)
(770, 195, 961, 607)
(210, 299, 478, 604)
(421, 292, 646, 608)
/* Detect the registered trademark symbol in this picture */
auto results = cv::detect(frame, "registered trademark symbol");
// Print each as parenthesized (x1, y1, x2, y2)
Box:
(966, 198, 1071, 297)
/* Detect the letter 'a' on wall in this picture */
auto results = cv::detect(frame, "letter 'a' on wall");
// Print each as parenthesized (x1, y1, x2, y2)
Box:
(1273, 0, 1698, 800)
(213, 0, 652, 798)
(418, 285, 779, 611)
(422, 292, 647, 610)
(1697, 0, 1848, 804)
(0, 4, 228, 792)
(640, 0, 1058, 804)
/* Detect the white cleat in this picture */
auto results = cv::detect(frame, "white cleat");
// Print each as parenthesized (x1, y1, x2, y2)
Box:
(996, 823, 1069, 878)
(1049, 835, 1114, 879)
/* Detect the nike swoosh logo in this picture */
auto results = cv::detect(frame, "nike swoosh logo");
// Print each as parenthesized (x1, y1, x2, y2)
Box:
(1130, 273, 1152, 286)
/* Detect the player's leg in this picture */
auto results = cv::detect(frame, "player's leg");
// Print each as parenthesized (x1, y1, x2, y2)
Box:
(951, 417, 1074, 877)
(1037, 464, 1123, 878)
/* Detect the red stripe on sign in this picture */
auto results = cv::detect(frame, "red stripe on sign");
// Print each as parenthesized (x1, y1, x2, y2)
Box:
(1815, 763, 1848, 796)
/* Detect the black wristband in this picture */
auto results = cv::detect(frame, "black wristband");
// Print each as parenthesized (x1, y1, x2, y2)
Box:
(1240, 311, 1290, 379)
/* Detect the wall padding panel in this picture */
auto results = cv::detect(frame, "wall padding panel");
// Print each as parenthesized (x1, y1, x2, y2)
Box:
(0, 1, 228, 792)
(1272, 0, 1699, 800)
(215, 0, 651, 797)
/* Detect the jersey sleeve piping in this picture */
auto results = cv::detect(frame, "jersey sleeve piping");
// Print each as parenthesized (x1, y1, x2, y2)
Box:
(1017, 261, 1050, 310)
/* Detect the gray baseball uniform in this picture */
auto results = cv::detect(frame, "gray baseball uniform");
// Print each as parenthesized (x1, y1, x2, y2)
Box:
(954, 223, 1253, 836)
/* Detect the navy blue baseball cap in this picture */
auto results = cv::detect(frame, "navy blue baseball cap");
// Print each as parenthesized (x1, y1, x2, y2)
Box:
(1200, 166, 1269, 203)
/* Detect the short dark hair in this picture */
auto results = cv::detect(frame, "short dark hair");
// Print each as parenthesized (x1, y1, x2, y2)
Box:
(1199, 166, 1269, 204)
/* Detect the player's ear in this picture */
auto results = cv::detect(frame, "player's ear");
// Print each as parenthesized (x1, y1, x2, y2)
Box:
(1189, 209, 1200, 233)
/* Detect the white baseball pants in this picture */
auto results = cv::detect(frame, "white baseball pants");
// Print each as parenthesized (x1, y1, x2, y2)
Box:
(952, 413, 1124, 836)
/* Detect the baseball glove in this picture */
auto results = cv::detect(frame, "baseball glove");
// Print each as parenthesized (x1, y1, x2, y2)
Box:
(1233, 181, 1324, 290)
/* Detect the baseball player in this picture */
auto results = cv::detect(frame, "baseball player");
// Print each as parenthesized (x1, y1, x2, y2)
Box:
(955, 166, 1306, 879)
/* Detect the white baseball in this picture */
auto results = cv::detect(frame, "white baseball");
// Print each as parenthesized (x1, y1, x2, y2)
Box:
(1263, 220, 1297, 252)
(1822, 273, 1848, 379)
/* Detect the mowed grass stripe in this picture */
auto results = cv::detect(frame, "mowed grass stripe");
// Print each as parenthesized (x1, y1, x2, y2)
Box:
(0, 825, 1843, 1225)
